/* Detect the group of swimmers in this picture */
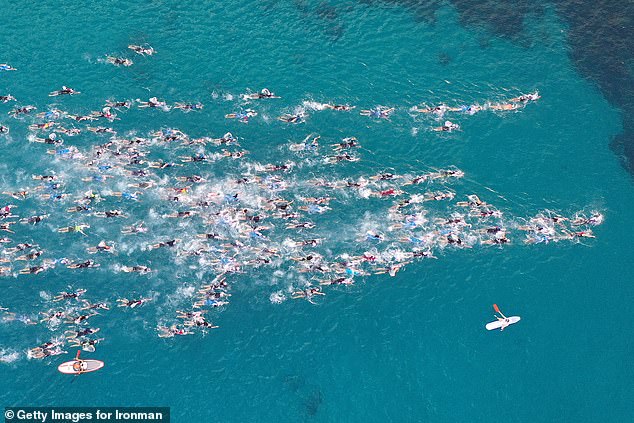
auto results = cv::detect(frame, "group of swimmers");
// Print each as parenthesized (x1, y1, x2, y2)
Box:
(0, 73, 595, 362)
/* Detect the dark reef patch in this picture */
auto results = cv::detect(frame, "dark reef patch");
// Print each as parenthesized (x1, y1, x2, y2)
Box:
(365, 0, 634, 174)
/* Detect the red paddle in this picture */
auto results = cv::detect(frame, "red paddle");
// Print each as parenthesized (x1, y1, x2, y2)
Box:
(493, 304, 507, 319)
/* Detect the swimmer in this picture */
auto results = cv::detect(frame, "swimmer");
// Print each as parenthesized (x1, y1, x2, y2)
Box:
(0, 222, 16, 233)
(93, 209, 125, 218)
(488, 102, 520, 111)
(58, 126, 82, 136)
(319, 277, 354, 286)
(90, 107, 116, 120)
(0, 204, 17, 217)
(68, 113, 97, 123)
(137, 97, 169, 109)
(53, 289, 87, 302)
(111, 191, 142, 201)
(176, 310, 207, 319)
(225, 109, 257, 123)
(174, 102, 203, 111)
(9, 105, 36, 116)
(80, 301, 109, 311)
(222, 150, 247, 159)
(105, 100, 132, 109)
(157, 325, 193, 338)
(86, 240, 115, 254)
(121, 222, 148, 234)
(148, 160, 181, 169)
(413, 104, 454, 116)
(509, 91, 540, 103)
(369, 172, 401, 181)
(86, 126, 116, 134)
(34, 132, 63, 145)
(67, 205, 91, 213)
(5, 243, 37, 253)
(0, 125, 8, 134)
(196, 232, 225, 240)
(176, 175, 206, 184)
(360, 107, 394, 118)
(289, 134, 320, 152)
(0, 94, 16, 103)
(33, 174, 57, 182)
(66, 312, 99, 325)
(278, 113, 304, 124)
(19, 214, 47, 225)
(106, 56, 133, 66)
(429, 168, 465, 180)
(18, 260, 55, 275)
(28, 341, 66, 359)
(4, 190, 28, 200)
(211, 132, 239, 146)
(57, 224, 90, 236)
(332, 137, 359, 151)
(432, 120, 460, 132)
(456, 194, 486, 207)
(571, 212, 604, 226)
(128, 181, 155, 189)
(66, 260, 100, 269)
(323, 104, 355, 111)
(148, 239, 180, 250)
(0, 64, 16, 71)
(188, 319, 219, 329)
(193, 297, 229, 308)
(120, 265, 152, 274)
(117, 297, 152, 308)
(481, 230, 510, 245)
(128, 44, 156, 56)
(29, 121, 57, 131)
(323, 153, 359, 164)
(563, 229, 596, 239)
(179, 153, 208, 163)
(291, 286, 325, 304)
(375, 261, 410, 277)
(241, 88, 280, 100)
(68, 337, 104, 352)
(64, 327, 100, 339)
(15, 249, 43, 261)
(49, 86, 80, 96)
(164, 210, 198, 218)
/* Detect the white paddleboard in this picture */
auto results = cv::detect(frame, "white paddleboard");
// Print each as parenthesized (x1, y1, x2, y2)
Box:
(57, 359, 104, 374)
(486, 316, 521, 331)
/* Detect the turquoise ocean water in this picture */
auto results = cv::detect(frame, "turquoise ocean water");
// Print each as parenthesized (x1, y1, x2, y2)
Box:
(1, 1, 633, 422)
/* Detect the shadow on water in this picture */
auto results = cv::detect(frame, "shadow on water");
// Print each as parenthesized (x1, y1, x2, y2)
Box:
(283, 374, 324, 418)
(293, 0, 348, 42)
(365, 0, 634, 175)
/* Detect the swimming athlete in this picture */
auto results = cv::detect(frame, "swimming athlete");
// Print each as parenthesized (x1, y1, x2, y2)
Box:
(57, 224, 90, 236)
(117, 297, 152, 308)
(278, 113, 305, 124)
(432, 121, 460, 132)
(106, 56, 133, 67)
(128, 44, 156, 56)
(241, 88, 280, 100)
(49, 86, 80, 96)
(360, 106, 394, 118)
(174, 102, 203, 111)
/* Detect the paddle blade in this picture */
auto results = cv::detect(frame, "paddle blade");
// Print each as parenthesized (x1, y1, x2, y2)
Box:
(75, 350, 81, 360)
(493, 304, 501, 313)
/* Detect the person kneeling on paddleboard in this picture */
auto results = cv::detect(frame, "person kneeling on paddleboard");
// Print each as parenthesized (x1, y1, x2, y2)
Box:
(486, 304, 521, 331)
(72, 350, 86, 373)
